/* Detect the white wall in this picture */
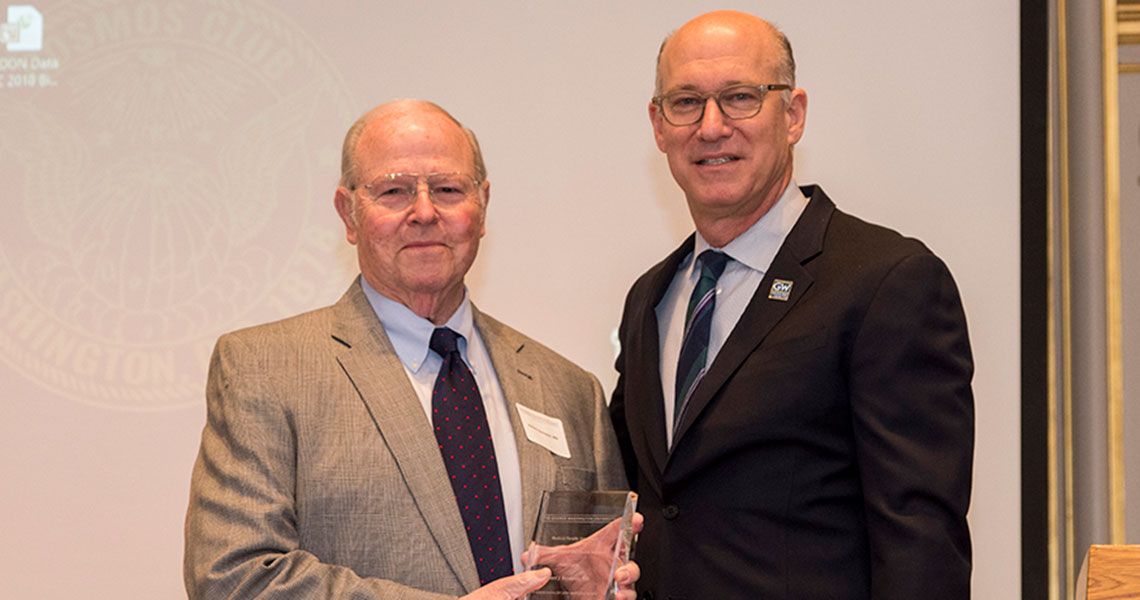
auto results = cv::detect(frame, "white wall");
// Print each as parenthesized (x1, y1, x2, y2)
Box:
(0, 1, 1020, 597)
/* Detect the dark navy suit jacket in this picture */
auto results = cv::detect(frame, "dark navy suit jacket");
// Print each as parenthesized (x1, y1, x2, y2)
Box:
(611, 186, 974, 600)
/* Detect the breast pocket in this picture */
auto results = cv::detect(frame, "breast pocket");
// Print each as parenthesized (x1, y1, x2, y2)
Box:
(555, 466, 597, 491)
(763, 328, 828, 356)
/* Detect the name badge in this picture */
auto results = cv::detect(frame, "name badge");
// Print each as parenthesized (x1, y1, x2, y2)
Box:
(515, 403, 571, 458)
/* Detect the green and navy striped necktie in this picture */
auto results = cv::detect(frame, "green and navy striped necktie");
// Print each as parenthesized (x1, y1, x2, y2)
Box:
(674, 250, 731, 431)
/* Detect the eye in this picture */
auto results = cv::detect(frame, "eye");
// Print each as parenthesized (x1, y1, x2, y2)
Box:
(432, 184, 464, 195)
(364, 178, 416, 207)
(722, 90, 761, 106)
(668, 94, 703, 111)
(371, 184, 414, 204)
(429, 177, 475, 204)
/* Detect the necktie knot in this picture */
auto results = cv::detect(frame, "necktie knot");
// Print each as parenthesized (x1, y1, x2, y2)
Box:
(429, 327, 462, 357)
(697, 249, 730, 281)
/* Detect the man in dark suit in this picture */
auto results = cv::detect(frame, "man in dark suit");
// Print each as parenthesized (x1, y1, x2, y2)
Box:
(609, 11, 974, 599)
(185, 100, 640, 599)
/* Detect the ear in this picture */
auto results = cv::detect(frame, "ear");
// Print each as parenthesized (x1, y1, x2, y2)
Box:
(333, 187, 359, 245)
(785, 88, 808, 145)
(648, 100, 668, 152)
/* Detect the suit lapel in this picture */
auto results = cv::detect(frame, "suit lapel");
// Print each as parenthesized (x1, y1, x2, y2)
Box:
(473, 309, 554, 544)
(629, 237, 695, 482)
(671, 188, 834, 450)
(329, 281, 481, 593)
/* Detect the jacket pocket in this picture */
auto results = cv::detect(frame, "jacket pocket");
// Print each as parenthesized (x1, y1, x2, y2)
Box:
(556, 466, 597, 491)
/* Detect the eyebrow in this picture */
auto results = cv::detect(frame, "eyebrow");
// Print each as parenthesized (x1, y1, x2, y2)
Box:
(667, 80, 750, 93)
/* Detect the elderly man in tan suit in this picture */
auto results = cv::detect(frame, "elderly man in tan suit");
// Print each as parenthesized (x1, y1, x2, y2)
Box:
(185, 100, 638, 599)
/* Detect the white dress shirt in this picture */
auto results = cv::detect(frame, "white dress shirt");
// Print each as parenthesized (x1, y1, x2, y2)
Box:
(656, 181, 809, 448)
(361, 279, 525, 575)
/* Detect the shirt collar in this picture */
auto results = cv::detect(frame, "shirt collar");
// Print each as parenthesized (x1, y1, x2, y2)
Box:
(693, 179, 809, 273)
(359, 277, 474, 372)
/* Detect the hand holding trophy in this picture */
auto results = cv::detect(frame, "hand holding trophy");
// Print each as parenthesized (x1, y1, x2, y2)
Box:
(522, 491, 639, 600)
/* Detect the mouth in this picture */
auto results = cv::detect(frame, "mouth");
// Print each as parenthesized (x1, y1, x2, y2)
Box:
(403, 241, 447, 250)
(695, 155, 741, 166)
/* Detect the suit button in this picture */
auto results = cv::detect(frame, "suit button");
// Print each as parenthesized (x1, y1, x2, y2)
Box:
(662, 504, 679, 520)
(639, 592, 654, 600)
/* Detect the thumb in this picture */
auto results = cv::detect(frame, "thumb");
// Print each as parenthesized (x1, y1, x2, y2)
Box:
(481, 568, 552, 599)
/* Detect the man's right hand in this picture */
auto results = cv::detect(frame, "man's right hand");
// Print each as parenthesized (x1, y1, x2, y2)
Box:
(460, 568, 552, 600)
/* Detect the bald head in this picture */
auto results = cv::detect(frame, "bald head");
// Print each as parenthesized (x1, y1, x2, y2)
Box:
(339, 99, 486, 188)
(654, 11, 795, 95)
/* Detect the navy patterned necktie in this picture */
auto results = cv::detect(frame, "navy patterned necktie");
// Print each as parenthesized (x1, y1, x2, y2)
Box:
(429, 327, 513, 585)
(674, 250, 731, 431)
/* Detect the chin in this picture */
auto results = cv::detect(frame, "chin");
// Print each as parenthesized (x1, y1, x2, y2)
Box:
(688, 190, 751, 211)
(405, 274, 453, 293)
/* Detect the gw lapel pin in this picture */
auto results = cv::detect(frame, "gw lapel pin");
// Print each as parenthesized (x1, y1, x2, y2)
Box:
(768, 279, 794, 301)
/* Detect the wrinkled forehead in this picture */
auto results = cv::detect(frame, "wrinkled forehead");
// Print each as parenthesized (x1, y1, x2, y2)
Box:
(354, 110, 475, 175)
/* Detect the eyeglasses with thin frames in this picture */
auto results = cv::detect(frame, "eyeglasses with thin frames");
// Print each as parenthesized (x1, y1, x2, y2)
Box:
(352, 172, 482, 212)
(653, 83, 791, 126)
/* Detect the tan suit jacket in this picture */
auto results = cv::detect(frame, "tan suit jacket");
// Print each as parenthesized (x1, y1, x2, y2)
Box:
(185, 279, 626, 599)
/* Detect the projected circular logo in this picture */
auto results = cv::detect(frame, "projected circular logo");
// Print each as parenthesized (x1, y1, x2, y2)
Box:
(0, 0, 357, 410)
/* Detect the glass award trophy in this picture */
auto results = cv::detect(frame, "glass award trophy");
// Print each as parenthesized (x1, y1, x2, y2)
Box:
(522, 490, 637, 600)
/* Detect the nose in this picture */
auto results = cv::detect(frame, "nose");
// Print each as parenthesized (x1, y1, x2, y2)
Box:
(696, 97, 732, 141)
(407, 183, 439, 223)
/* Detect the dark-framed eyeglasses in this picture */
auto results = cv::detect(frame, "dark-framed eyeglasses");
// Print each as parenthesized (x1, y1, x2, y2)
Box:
(353, 172, 482, 211)
(653, 83, 791, 126)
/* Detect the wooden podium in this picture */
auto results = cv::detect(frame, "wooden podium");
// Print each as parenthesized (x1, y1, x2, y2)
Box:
(1076, 545, 1140, 600)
